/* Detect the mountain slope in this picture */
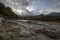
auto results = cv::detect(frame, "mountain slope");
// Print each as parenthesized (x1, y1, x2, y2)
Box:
(0, 2, 19, 19)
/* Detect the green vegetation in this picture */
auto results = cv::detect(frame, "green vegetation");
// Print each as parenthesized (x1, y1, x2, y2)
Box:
(20, 13, 60, 22)
(31, 16, 60, 22)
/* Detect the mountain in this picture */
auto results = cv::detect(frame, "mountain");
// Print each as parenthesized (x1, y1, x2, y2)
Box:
(46, 12, 60, 16)
(23, 12, 60, 21)
(0, 2, 19, 19)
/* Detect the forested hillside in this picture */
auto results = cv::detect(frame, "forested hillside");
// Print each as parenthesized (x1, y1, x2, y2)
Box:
(0, 2, 19, 19)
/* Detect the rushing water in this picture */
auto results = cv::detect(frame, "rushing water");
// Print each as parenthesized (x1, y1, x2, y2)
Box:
(7, 20, 60, 31)
(1, 19, 60, 40)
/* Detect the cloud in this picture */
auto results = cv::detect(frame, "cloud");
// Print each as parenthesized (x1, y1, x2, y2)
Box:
(39, 8, 60, 15)
(54, 1, 60, 5)
(3, 0, 34, 15)
(6, 0, 30, 6)
(53, 0, 60, 5)
(0, 0, 60, 16)
(26, 6, 35, 11)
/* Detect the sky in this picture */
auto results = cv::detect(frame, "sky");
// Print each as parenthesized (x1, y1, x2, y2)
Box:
(0, 0, 60, 16)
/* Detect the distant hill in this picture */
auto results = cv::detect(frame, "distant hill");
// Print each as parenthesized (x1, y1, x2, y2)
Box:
(46, 12, 60, 16)
(21, 12, 60, 22)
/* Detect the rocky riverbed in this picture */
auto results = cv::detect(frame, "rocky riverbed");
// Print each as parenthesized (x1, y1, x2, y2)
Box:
(0, 18, 60, 40)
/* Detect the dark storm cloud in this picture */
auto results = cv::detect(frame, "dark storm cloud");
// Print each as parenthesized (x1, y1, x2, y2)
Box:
(10, 0, 30, 7)
(54, 0, 60, 5)
(0, 0, 35, 16)
(0, 0, 60, 16)
(0, 0, 32, 9)
(0, 0, 7, 5)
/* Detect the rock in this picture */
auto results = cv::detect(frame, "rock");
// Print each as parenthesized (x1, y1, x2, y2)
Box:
(0, 35, 4, 40)
(0, 17, 60, 40)
(0, 17, 5, 40)
(33, 28, 60, 39)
